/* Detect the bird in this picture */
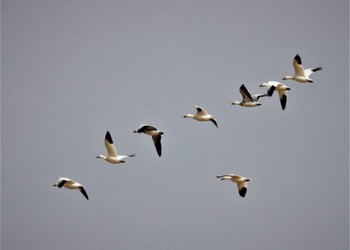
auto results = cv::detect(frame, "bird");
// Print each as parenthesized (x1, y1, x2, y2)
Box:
(216, 174, 251, 198)
(96, 131, 135, 164)
(183, 105, 218, 128)
(260, 81, 291, 110)
(282, 54, 322, 83)
(231, 84, 262, 107)
(53, 177, 89, 200)
(133, 124, 164, 157)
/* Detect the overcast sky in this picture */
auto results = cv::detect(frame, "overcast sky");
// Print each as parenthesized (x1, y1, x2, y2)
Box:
(2, 0, 349, 250)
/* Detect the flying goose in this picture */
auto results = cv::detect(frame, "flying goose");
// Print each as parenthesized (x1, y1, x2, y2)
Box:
(282, 54, 322, 83)
(53, 177, 89, 200)
(96, 131, 135, 164)
(183, 105, 218, 128)
(217, 174, 251, 198)
(231, 84, 262, 107)
(133, 124, 164, 157)
(260, 81, 291, 110)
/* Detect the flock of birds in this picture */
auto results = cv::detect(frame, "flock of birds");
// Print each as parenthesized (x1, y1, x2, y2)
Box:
(53, 54, 323, 199)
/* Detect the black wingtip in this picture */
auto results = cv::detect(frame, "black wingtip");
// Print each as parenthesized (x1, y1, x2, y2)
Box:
(79, 187, 89, 200)
(155, 143, 162, 157)
(267, 85, 276, 97)
(240, 84, 247, 91)
(294, 54, 302, 64)
(105, 131, 113, 144)
(239, 187, 247, 197)
(280, 95, 287, 110)
(210, 119, 218, 128)
(312, 67, 323, 72)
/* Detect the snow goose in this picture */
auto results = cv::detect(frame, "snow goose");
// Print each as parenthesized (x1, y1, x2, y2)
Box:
(231, 84, 262, 107)
(183, 105, 218, 128)
(216, 174, 251, 198)
(96, 131, 135, 164)
(283, 54, 322, 83)
(133, 124, 164, 157)
(53, 177, 89, 200)
(260, 81, 291, 110)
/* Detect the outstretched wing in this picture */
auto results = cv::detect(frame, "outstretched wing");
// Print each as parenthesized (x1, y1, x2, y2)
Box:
(78, 187, 89, 200)
(304, 67, 323, 78)
(239, 84, 254, 102)
(210, 118, 218, 128)
(152, 134, 162, 157)
(279, 93, 287, 110)
(293, 54, 306, 77)
(105, 131, 117, 157)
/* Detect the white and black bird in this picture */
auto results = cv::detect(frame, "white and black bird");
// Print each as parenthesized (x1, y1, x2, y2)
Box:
(260, 81, 291, 110)
(53, 177, 89, 200)
(283, 54, 322, 83)
(231, 84, 262, 107)
(133, 124, 164, 157)
(216, 174, 251, 198)
(96, 131, 135, 164)
(183, 105, 218, 128)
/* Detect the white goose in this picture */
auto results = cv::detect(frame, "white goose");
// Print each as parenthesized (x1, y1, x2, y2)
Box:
(231, 84, 262, 107)
(216, 174, 251, 198)
(53, 177, 89, 200)
(96, 131, 135, 164)
(283, 54, 322, 83)
(260, 81, 291, 110)
(133, 124, 164, 157)
(183, 105, 218, 128)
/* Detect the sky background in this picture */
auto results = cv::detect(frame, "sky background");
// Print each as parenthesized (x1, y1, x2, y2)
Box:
(1, 0, 349, 250)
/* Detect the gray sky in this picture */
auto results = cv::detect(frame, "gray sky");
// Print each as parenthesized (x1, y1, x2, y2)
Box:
(2, 0, 349, 249)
